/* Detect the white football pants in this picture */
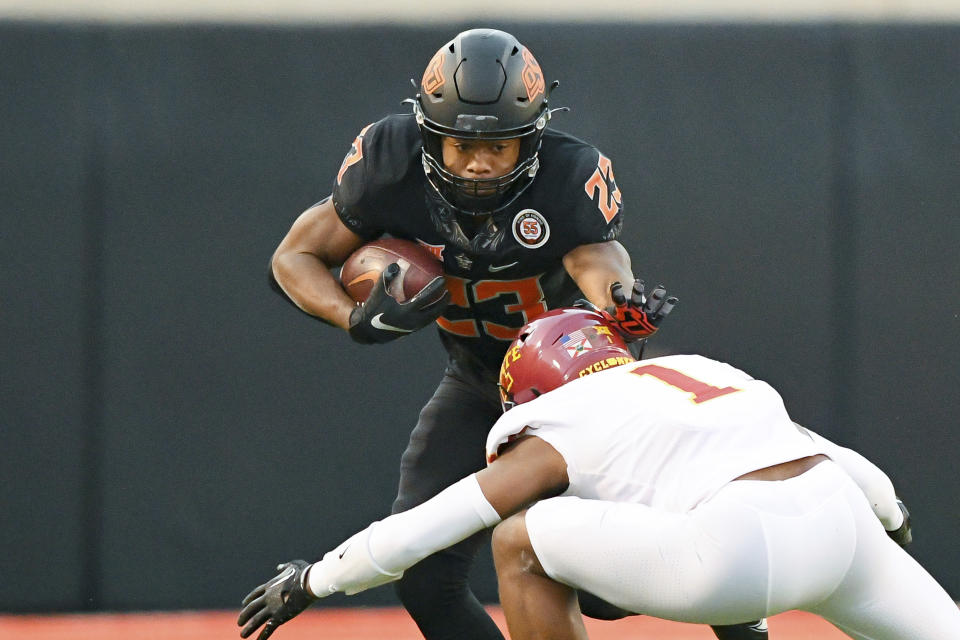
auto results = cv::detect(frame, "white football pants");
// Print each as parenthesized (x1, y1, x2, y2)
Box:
(525, 460, 960, 639)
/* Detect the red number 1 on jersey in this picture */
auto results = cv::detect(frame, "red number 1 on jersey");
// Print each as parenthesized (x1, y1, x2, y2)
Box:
(629, 364, 741, 404)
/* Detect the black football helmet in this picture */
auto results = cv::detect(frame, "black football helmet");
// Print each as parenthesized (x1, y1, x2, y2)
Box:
(412, 29, 557, 215)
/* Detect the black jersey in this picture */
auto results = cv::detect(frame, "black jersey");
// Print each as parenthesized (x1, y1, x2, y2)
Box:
(332, 114, 623, 379)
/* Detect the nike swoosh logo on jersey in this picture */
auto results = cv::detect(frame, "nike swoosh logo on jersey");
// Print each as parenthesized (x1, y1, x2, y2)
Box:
(488, 261, 518, 272)
(371, 314, 413, 333)
(338, 543, 352, 559)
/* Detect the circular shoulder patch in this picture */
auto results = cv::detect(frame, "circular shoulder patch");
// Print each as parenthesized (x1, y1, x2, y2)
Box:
(512, 209, 550, 249)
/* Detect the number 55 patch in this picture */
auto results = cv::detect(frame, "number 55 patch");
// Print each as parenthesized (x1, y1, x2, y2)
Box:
(512, 209, 551, 249)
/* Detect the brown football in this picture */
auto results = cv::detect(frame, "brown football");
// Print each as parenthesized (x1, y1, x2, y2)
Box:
(340, 238, 445, 303)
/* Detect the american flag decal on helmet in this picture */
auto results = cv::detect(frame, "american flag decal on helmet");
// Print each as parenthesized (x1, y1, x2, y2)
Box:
(560, 330, 594, 357)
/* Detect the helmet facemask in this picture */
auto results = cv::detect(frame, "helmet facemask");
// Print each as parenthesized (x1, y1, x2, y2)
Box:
(417, 107, 547, 215)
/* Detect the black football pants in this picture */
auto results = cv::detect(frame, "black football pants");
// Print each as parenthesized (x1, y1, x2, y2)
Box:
(391, 365, 505, 640)
(390, 364, 769, 640)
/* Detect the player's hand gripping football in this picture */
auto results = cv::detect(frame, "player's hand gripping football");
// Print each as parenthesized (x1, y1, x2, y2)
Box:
(601, 279, 677, 342)
(238, 560, 316, 640)
(347, 263, 449, 344)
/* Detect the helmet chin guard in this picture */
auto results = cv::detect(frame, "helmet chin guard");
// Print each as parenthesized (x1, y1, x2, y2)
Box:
(498, 308, 635, 411)
(412, 28, 557, 216)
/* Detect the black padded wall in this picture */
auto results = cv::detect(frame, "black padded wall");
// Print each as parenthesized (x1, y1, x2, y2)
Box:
(1, 22, 956, 611)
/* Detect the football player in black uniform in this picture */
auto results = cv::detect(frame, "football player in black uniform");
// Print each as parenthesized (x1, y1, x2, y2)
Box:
(264, 28, 764, 640)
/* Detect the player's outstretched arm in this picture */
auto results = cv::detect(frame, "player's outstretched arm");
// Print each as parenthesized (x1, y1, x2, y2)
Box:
(270, 198, 366, 330)
(308, 435, 567, 596)
(563, 240, 634, 308)
(796, 423, 912, 545)
(563, 241, 677, 342)
(237, 437, 568, 638)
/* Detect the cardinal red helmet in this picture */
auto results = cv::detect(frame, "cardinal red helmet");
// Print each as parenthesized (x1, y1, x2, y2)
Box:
(498, 307, 635, 411)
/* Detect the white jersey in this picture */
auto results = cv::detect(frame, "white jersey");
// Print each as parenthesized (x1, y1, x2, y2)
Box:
(486, 354, 827, 512)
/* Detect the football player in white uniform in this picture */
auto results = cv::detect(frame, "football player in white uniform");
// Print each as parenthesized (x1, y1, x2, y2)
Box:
(239, 307, 958, 640)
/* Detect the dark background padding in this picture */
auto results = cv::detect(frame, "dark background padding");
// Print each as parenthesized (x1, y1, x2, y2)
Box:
(0, 21, 956, 612)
